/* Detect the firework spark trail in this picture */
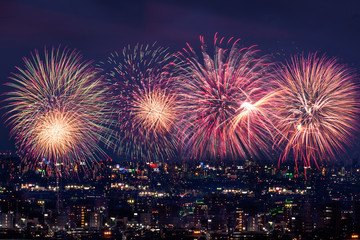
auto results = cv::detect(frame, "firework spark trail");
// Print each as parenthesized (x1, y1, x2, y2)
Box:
(175, 34, 276, 160)
(99, 43, 178, 160)
(272, 54, 359, 169)
(6, 47, 114, 176)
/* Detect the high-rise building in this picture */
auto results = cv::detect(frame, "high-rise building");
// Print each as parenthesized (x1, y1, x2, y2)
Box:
(89, 212, 101, 229)
(0, 213, 13, 229)
(318, 202, 341, 237)
(70, 205, 90, 228)
(236, 209, 244, 232)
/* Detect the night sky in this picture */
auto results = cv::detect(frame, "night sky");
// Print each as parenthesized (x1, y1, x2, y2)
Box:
(1, 0, 360, 157)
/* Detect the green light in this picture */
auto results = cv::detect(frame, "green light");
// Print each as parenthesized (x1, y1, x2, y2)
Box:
(196, 199, 204, 204)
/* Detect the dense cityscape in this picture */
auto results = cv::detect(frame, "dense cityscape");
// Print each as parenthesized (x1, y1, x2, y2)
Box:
(0, 152, 358, 239)
(1, 1, 360, 240)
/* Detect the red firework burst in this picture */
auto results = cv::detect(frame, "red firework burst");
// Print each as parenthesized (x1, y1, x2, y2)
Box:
(175, 34, 276, 160)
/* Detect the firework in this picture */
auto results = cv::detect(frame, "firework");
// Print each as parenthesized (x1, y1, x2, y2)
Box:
(99, 43, 178, 160)
(132, 88, 177, 134)
(272, 54, 359, 168)
(6, 47, 113, 176)
(175, 35, 275, 160)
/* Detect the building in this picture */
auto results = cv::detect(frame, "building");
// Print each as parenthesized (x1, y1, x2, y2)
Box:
(0, 213, 13, 229)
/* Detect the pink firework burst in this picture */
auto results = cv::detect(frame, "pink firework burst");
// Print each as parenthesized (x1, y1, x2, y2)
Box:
(175, 34, 276, 160)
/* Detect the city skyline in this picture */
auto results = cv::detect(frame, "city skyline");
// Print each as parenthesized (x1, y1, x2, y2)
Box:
(0, 156, 358, 239)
